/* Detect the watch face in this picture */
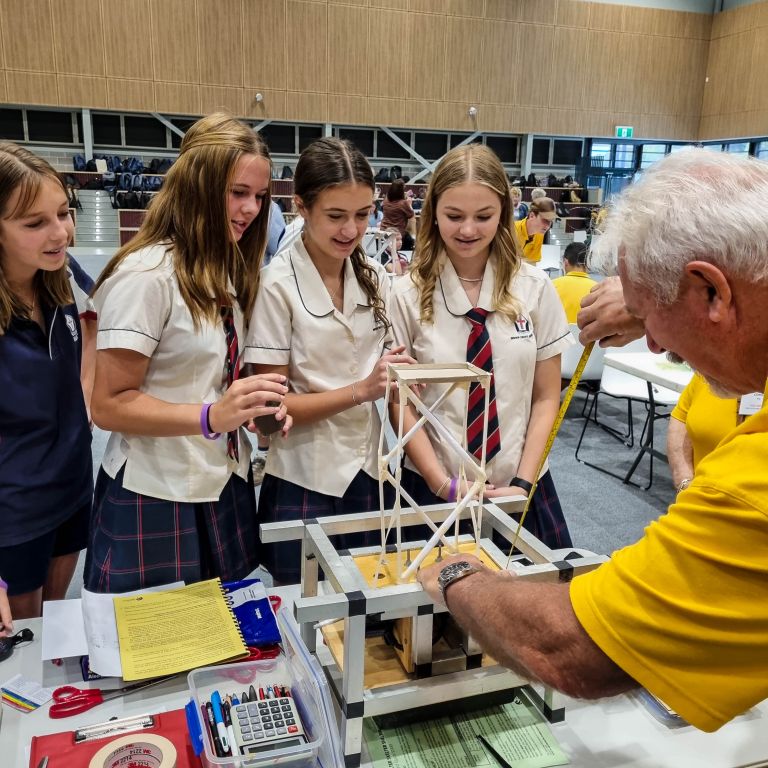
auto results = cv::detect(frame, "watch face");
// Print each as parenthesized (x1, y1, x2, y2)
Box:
(438, 561, 471, 592)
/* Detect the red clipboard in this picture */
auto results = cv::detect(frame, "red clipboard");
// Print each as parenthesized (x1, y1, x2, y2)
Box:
(28, 708, 202, 768)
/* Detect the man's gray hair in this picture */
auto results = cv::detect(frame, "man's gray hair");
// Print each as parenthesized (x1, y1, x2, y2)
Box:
(590, 148, 768, 304)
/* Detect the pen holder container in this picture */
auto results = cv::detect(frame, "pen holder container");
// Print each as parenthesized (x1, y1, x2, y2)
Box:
(188, 606, 342, 768)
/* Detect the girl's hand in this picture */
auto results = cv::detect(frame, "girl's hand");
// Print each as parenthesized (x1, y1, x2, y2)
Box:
(209, 373, 288, 434)
(484, 485, 528, 499)
(356, 345, 417, 403)
(245, 399, 293, 438)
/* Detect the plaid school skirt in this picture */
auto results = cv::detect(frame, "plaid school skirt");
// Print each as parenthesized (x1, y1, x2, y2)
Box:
(400, 467, 573, 551)
(258, 470, 392, 584)
(83, 466, 260, 593)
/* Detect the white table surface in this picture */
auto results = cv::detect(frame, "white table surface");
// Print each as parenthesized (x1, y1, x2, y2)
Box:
(604, 352, 694, 394)
(2, 594, 767, 768)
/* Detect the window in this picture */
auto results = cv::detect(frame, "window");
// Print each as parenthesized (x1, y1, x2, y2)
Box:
(640, 144, 667, 169)
(613, 144, 635, 169)
(756, 141, 768, 160)
(669, 144, 695, 153)
(261, 123, 296, 154)
(377, 130, 411, 159)
(590, 142, 611, 167)
(0, 108, 24, 141)
(485, 135, 518, 163)
(339, 128, 374, 156)
(414, 132, 447, 161)
(298, 125, 322, 153)
(27, 110, 74, 143)
(450, 133, 474, 149)
(124, 115, 167, 148)
(93, 113, 122, 146)
(170, 118, 197, 149)
(532, 138, 550, 164)
(552, 139, 582, 165)
(724, 142, 749, 156)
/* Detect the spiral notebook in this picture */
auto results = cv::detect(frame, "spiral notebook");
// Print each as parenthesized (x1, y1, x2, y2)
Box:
(221, 578, 281, 647)
(113, 578, 248, 681)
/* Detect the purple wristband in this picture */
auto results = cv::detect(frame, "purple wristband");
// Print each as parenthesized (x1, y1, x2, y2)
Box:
(200, 403, 221, 440)
(0, 578, 7, 591)
(448, 477, 458, 503)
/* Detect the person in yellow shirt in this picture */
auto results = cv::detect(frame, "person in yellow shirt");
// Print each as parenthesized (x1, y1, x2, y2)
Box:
(551, 242, 597, 323)
(514, 197, 557, 265)
(417, 147, 768, 734)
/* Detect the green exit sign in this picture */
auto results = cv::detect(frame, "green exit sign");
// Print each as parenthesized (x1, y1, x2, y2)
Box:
(615, 125, 634, 139)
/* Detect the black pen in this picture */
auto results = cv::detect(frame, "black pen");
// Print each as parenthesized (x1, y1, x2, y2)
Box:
(206, 702, 224, 758)
(477, 735, 513, 768)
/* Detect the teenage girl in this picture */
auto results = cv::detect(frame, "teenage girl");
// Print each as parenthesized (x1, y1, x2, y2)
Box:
(0, 143, 93, 618)
(244, 138, 416, 583)
(390, 144, 574, 549)
(85, 113, 290, 593)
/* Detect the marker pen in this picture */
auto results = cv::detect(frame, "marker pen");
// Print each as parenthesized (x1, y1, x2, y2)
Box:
(210, 690, 231, 753)
(223, 701, 238, 758)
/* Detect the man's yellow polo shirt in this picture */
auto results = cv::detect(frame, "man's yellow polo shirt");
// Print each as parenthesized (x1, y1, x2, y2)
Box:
(551, 271, 597, 323)
(570, 379, 768, 731)
(514, 218, 544, 264)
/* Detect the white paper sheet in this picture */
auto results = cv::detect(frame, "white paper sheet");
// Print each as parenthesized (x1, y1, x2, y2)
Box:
(41, 599, 87, 660)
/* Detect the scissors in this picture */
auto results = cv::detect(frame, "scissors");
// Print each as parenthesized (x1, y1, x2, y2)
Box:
(49, 675, 176, 719)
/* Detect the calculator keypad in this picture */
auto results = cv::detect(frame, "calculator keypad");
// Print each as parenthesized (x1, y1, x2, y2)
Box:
(232, 695, 305, 754)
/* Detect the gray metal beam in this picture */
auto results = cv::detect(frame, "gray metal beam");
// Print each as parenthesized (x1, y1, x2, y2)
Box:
(81, 108, 93, 160)
(151, 112, 185, 139)
(252, 119, 273, 133)
(409, 130, 483, 183)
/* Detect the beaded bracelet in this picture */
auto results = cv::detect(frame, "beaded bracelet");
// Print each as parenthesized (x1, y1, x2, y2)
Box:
(0, 578, 7, 591)
(200, 403, 221, 440)
(434, 478, 451, 499)
(511, 476, 534, 494)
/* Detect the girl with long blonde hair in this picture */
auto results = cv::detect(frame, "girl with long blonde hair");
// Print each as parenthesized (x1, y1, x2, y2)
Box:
(390, 143, 574, 548)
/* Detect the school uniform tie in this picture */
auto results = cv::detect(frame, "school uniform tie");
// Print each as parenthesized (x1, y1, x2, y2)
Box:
(465, 307, 501, 463)
(221, 306, 240, 463)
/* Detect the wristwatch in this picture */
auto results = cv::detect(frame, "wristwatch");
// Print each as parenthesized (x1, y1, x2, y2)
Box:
(437, 561, 482, 602)
(677, 478, 692, 493)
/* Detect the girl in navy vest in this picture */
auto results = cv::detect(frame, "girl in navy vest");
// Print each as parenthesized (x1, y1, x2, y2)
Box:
(0, 143, 93, 619)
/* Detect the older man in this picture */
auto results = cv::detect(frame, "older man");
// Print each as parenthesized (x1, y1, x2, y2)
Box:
(418, 148, 768, 732)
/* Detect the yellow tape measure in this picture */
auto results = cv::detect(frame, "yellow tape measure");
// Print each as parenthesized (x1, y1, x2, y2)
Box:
(505, 341, 595, 564)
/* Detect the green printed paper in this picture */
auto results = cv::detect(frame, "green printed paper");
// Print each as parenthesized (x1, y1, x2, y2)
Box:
(364, 692, 569, 768)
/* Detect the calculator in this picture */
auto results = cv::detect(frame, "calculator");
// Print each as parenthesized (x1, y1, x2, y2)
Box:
(231, 697, 306, 755)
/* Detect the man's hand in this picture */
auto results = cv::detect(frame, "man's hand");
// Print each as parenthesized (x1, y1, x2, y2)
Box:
(417, 553, 488, 607)
(576, 276, 645, 348)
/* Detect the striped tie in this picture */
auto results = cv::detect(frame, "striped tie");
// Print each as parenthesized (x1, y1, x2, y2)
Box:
(465, 307, 501, 463)
(221, 306, 240, 463)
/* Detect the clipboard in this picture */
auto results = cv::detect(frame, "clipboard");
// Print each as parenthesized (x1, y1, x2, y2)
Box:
(28, 708, 202, 768)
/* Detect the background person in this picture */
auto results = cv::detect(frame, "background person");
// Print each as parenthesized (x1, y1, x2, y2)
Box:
(381, 178, 415, 250)
(390, 144, 574, 549)
(514, 197, 557, 265)
(0, 143, 92, 619)
(86, 113, 290, 593)
(510, 185, 528, 221)
(0, 578, 12, 636)
(551, 242, 596, 323)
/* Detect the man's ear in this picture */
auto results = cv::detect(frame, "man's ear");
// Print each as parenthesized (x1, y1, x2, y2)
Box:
(684, 261, 732, 322)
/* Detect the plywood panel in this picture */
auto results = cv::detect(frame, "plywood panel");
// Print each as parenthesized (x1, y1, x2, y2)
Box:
(479, 20, 518, 106)
(484, 0, 521, 22)
(58, 75, 108, 108)
(442, 17, 485, 104)
(622, 6, 657, 36)
(405, 10, 445, 102)
(243, 0, 285, 90)
(549, 26, 589, 110)
(681, 11, 712, 40)
(52, 0, 105, 76)
(409, 0, 479, 16)
(371, 0, 407, 8)
(701, 35, 726, 116)
(0, 73, 6, 103)
(521, 0, 555, 26)
(200, 85, 245, 115)
(329, 0, 369, 5)
(243, 89, 286, 119)
(154, 81, 201, 114)
(588, 2, 623, 32)
(555, 0, 588, 29)
(714, 3, 757, 38)
(479, 104, 545, 134)
(103, 0, 153, 79)
(367, 9, 409, 98)
(151, 0, 199, 83)
(327, 4, 367, 96)
(330, 94, 404, 125)
(676, 39, 709, 117)
(582, 30, 621, 113)
(285, 1, 327, 93)
(3, 0, 55, 71)
(6, 70, 58, 105)
(107, 79, 156, 111)
(197, 0, 243, 86)
(403, 99, 449, 129)
(284, 91, 328, 122)
(516, 24, 554, 108)
(746, 27, 768, 114)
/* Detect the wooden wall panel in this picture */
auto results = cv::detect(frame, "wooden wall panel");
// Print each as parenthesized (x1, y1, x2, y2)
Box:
(405, 11, 445, 102)
(154, 82, 201, 114)
(479, 20, 519, 106)
(516, 25, 554, 108)
(6, 71, 58, 105)
(52, 0, 105, 76)
(103, 0, 153, 80)
(0, 73, 6, 104)
(107, 79, 156, 112)
(327, 4, 368, 96)
(550, 26, 590, 111)
(284, 91, 327, 122)
(151, 0, 199, 84)
(243, 0, 286, 90)
(58, 75, 108, 108)
(200, 86, 245, 115)
(523, 0, 556, 26)
(3, 0, 55, 72)
(410, 0, 480, 16)
(370, 0, 407, 9)
(367, 9, 408, 98)
(588, 2, 624, 32)
(285, 1, 327, 93)
(442, 18, 486, 105)
(197, 0, 243, 87)
(485, 0, 522, 23)
(243, 89, 287, 119)
(556, 0, 589, 29)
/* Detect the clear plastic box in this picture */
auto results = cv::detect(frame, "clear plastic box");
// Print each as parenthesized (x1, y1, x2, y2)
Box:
(188, 607, 343, 768)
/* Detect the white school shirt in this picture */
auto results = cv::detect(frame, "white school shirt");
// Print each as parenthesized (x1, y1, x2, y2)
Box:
(390, 254, 573, 486)
(93, 243, 252, 502)
(243, 238, 392, 497)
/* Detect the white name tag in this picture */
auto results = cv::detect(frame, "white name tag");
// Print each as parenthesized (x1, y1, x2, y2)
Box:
(738, 392, 764, 416)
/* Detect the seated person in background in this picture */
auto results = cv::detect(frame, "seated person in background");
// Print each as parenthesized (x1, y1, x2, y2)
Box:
(514, 197, 557, 265)
(263, 199, 286, 266)
(510, 186, 528, 221)
(381, 178, 415, 250)
(381, 228, 409, 275)
(667, 374, 755, 495)
(552, 242, 597, 323)
(368, 200, 383, 229)
(530, 187, 546, 201)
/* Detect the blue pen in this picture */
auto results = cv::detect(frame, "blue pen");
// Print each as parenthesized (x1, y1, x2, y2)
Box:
(210, 690, 231, 753)
(232, 694, 240, 706)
